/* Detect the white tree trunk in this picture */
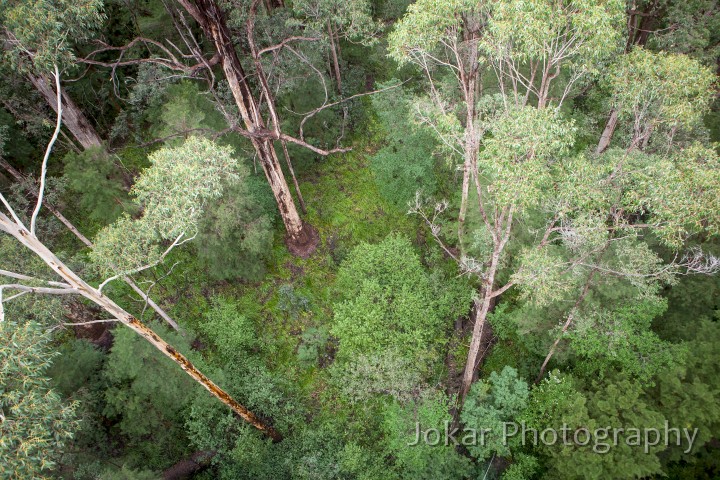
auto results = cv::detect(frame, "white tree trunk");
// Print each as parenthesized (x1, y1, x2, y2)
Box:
(0, 212, 282, 441)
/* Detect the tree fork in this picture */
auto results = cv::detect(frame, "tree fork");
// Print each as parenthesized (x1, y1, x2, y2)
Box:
(177, 0, 318, 256)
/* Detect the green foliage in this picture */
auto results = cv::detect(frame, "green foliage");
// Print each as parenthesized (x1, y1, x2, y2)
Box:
(621, 145, 720, 246)
(152, 81, 230, 144)
(383, 391, 474, 479)
(483, 0, 625, 70)
(90, 136, 239, 276)
(330, 349, 425, 404)
(103, 325, 197, 468)
(97, 465, 158, 480)
(523, 371, 668, 479)
(479, 105, 576, 210)
(0, 237, 64, 326)
(277, 284, 311, 319)
(332, 234, 471, 368)
(388, 0, 478, 64)
(131, 137, 238, 237)
(48, 339, 104, 397)
(569, 297, 682, 384)
(3, 1, 719, 476)
(1, 0, 104, 72)
(649, 0, 720, 64)
(0, 321, 79, 479)
(62, 147, 134, 224)
(461, 366, 530, 461)
(296, 326, 329, 367)
(651, 316, 720, 458)
(196, 174, 275, 282)
(369, 82, 439, 208)
(199, 298, 259, 361)
(502, 453, 539, 480)
(292, 0, 379, 45)
(604, 48, 715, 144)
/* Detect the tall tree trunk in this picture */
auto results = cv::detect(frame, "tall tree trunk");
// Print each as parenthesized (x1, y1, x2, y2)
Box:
(458, 18, 481, 253)
(26, 73, 103, 150)
(178, 0, 318, 256)
(458, 154, 471, 248)
(596, 108, 618, 154)
(327, 20, 342, 95)
(459, 250, 499, 401)
(0, 212, 283, 442)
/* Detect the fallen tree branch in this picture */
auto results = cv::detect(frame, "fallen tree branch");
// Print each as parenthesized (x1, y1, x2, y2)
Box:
(0, 159, 180, 330)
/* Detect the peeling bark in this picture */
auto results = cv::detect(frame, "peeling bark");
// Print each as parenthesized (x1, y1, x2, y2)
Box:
(177, 0, 318, 255)
(26, 73, 103, 150)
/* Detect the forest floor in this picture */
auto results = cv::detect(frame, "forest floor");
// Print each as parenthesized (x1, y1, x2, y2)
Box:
(134, 139, 424, 396)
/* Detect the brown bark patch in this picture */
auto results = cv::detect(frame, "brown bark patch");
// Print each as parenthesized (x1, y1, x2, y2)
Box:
(162, 450, 216, 480)
(286, 221, 320, 258)
(65, 301, 114, 350)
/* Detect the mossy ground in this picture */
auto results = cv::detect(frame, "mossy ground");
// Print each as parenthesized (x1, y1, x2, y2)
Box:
(94, 138, 422, 397)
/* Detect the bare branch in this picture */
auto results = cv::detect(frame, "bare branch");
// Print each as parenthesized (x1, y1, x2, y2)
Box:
(0, 283, 79, 295)
(77, 37, 217, 74)
(31, 64, 62, 236)
(49, 318, 119, 332)
(258, 36, 320, 56)
(0, 160, 179, 330)
(0, 192, 25, 228)
(278, 133, 351, 156)
(679, 248, 720, 275)
(0, 269, 70, 288)
(297, 81, 408, 141)
(98, 232, 194, 293)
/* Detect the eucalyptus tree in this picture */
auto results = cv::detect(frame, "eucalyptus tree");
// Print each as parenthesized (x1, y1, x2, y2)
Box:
(394, 0, 720, 408)
(1, 0, 188, 331)
(0, 116, 283, 440)
(0, 320, 79, 479)
(389, 0, 624, 245)
(391, 0, 628, 402)
(170, 0, 316, 255)
(596, 48, 714, 153)
(90, 0, 368, 255)
(78, 0, 384, 255)
(1, 0, 105, 150)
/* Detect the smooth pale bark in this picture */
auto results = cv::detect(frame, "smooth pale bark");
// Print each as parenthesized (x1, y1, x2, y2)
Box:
(0, 159, 180, 330)
(177, 0, 316, 253)
(0, 212, 282, 442)
(26, 73, 103, 150)
(459, 247, 500, 401)
(281, 140, 307, 214)
(457, 19, 481, 252)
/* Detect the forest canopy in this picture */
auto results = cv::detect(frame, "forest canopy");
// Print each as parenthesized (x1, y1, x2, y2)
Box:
(0, 0, 719, 478)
